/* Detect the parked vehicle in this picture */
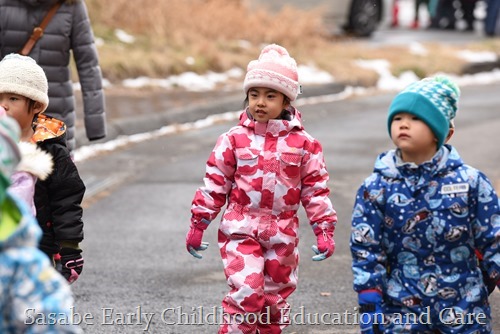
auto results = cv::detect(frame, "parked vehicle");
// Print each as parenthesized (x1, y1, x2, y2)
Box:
(246, 0, 392, 37)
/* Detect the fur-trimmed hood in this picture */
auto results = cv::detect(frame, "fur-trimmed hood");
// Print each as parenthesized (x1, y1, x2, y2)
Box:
(16, 141, 53, 180)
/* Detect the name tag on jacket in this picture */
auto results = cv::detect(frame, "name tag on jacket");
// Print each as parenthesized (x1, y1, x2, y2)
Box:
(441, 183, 469, 195)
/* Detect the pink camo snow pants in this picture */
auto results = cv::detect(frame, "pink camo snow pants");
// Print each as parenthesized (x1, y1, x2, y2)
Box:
(217, 204, 299, 334)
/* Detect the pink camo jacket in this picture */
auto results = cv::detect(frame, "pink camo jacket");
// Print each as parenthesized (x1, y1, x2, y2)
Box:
(191, 108, 337, 228)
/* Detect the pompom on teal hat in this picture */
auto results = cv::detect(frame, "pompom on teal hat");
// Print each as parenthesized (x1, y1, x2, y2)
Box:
(387, 75, 460, 148)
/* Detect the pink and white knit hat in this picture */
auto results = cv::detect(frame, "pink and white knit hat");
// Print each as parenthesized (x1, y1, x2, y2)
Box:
(243, 44, 300, 101)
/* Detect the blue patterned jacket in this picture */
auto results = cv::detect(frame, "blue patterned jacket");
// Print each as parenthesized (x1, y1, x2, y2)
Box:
(0, 193, 81, 333)
(351, 145, 499, 307)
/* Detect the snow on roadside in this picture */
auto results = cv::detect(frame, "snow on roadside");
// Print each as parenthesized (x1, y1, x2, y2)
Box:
(73, 49, 500, 162)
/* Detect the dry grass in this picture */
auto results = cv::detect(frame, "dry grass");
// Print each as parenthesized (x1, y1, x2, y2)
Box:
(84, 0, 500, 87)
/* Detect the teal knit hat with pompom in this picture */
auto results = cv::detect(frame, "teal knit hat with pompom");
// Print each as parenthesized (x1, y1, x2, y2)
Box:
(387, 75, 460, 148)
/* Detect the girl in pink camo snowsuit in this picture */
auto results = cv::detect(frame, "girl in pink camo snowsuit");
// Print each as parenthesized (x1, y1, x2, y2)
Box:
(186, 44, 337, 334)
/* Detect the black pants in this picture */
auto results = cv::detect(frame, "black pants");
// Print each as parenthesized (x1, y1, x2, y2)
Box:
(460, 0, 477, 29)
(430, 0, 456, 29)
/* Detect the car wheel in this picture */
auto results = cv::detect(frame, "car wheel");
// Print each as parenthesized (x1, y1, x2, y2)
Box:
(348, 0, 381, 37)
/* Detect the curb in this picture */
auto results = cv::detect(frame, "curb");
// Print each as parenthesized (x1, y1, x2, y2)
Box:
(461, 59, 500, 75)
(75, 83, 347, 147)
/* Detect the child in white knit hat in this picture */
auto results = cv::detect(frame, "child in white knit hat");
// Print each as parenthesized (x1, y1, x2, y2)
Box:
(0, 53, 86, 284)
(186, 44, 337, 333)
(351, 76, 499, 333)
(0, 112, 81, 333)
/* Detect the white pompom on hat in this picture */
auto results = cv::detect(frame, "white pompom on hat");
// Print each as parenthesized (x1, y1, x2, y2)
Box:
(243, 44, 300, 101)
(0, 53, 49, 112)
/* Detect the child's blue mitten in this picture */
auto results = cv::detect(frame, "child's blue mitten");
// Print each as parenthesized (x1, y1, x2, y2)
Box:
(358, 290, 384, 334)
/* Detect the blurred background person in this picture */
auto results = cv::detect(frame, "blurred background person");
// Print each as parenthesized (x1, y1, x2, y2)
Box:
(391, 0, 400, 27)
(412, 0, 431, 28)
(429, 0, 457, 29)
(459, 0, 478, 30)
(485, 0, 500, 35)
(0, 0, 107, 151)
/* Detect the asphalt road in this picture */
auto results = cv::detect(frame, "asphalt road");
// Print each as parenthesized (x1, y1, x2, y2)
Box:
(72, 83, 500, 333)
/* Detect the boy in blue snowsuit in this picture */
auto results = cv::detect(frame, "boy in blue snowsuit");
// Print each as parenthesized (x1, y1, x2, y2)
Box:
(351, 76, 499, 333)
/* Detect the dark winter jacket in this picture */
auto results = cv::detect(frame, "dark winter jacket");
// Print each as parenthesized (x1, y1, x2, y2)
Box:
(0, 0, 107, 150)
(33, 114, 85, 256)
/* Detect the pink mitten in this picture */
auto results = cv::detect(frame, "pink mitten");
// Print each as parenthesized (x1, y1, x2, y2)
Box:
(311, 222, 335, 261)
(186, 218, 210, 259)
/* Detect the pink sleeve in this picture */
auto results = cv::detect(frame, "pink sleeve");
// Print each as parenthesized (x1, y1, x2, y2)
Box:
(191, 133, 236, 223)
(300, 139, 337, 226)
(9, 171, 37, 216)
